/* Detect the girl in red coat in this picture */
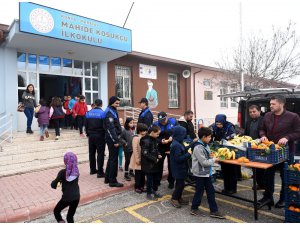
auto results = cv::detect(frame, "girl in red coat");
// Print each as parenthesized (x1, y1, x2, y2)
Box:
(73, 95, 88, 137)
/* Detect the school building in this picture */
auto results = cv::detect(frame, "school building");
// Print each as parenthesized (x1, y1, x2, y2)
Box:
(0, 2, 247, 132)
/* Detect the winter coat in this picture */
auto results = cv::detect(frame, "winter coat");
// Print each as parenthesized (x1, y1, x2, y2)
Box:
(211, 114, 236, 141)
(22, 91, 37, 108)
(244, 116, 263, 139)
(50, 106, 65, 119)
(36, 106, 50, 126)
(141, 135, 160, 173)
(73, 102, 88, 116)
(85, 107, 105, 137)
(259, 110, 300, 152)
(170, 126, 191, 179)
(129, 135, 142, 170)
(191, 140, 215, 178)
(103, 106, 122, 144)
(138, 107, 153, 128)
(120, 128, 135, 152)
(63, 100, 72, 115)
(178, 116, 197, 140)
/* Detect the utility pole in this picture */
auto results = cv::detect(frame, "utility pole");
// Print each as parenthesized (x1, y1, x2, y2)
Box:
(240, 1, 244, 91)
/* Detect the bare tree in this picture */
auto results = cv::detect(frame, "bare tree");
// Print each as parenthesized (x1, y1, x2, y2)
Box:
(216, 22, 300, 88)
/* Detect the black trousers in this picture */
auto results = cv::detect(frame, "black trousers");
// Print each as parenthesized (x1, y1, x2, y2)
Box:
(158, 152, 174, 185)
(146, 172, 160, 194)
(105, 138, 119, 183)
(77, 116, 85, 134)
(88, 134, 105, 175)
(72, 116, 78, 129)
(172, 178, 185, 200)
(52, 118, 64, 136)
(54, 198, 80, 223)
(124, 151, 132, 174)
(220, 163, 238, 192)
(254, 168, 265, 188)
(65, 114, 72, 128)
(135, 170, 145, 189)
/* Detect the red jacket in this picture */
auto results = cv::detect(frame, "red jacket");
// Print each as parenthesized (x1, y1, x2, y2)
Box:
(63, 101, 72, 115)
(73, 102, 88, 116)
(259, 110, 300, 152)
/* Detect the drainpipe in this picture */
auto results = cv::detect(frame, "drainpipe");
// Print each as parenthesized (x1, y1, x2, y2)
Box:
(193, 70, 202, 118)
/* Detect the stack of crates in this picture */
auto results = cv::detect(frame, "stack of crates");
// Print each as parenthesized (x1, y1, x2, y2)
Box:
(284, 162, 300, 223)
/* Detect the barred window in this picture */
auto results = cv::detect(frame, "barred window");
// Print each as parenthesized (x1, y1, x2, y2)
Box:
(230, 83, 238, 107)
(220, 82, 228, 108)
(115, 65, 132, 107)
(204, 91, 213, 100)
(168, 73, 179, 108)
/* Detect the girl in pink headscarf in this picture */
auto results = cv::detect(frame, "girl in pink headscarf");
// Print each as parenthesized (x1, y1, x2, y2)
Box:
(51, 152, 80, 223)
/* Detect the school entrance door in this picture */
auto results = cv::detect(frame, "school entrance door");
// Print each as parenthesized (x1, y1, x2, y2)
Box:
(39, 74, 82, 103)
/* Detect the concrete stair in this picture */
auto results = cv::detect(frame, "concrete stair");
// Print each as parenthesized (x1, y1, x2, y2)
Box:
(0, 129, 89, 177)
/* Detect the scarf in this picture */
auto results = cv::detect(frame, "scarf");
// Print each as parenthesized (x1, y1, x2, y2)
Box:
(64, 152, 79, 182)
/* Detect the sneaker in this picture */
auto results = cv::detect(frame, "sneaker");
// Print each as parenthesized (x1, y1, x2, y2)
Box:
(146, 194, 157, 201)
(80, 133, 85, 138)
(129, 171, 135, 177)
(210, 211, 225, 219)
(178, 198, 189, 205)
(135, 188, 142, 194)
(55, 136, 59, 140)
(124, 175, 131, 181)
(97, 173, 105, 178)
(40, 136, 44, 141)
(45, 130, 49, 138)
(104, 179, 109, 184)
(190, 209, 206, 217)
(153, 191, 162, 198)
(90, 170, 98, 175)
(170, 199, 181, 208)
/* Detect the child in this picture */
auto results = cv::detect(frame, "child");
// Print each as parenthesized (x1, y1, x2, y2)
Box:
(35, 99, 50, 141)
(129, 123, 148, 193)
(69, 95, 80, 130)
(63, 95, 72, 129)
(141, 125, 162, 200)
(51, 152, 80, 223)
(121, 117, 136, 181)
(190, 127, 225, 219)
(118, 118, 124, 171)
(73, 95, 88, 137)
(170, 126, 192, 208)
(50, 97, 66, 140)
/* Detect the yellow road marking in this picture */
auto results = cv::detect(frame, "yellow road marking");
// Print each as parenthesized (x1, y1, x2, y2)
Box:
(92, 220, 103, 223)
(185, 186, 284, 221)
(125, 208, 152, 223)
(126, 195, 171, 211)
(199, 205, 245, 223)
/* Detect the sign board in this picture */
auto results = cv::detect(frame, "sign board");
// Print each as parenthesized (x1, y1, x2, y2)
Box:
(139, 64, 157, 79)
(19, 2, 132, 52)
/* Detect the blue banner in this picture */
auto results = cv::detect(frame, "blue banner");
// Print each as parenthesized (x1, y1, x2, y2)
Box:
(19, 2, 132, 52)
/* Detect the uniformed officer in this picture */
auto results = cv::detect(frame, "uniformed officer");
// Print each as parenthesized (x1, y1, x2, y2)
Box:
(103, 96, 123, 187)
(153, 112, 178, 189)
(85, 99, 106, 178)
(138, 97, 153, 128)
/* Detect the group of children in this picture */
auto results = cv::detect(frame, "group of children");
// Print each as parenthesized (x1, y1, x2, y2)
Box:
(51, 121, 225, 223)
(34, 94, 88, 141)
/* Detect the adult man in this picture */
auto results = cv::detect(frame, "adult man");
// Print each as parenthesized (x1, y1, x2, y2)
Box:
(104, 96, 123, 187)
(178, 110, 197, 142)
(138, 97, 153, 128)
(258, 95, 300, 208)
(153, 112, 178, 189)
(85, 99, 106, 178)
(244, 105, 265, 189)
(211, 114, 237, 195)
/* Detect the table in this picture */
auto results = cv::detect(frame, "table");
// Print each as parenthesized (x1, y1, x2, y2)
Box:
(185, 159, 274, 220)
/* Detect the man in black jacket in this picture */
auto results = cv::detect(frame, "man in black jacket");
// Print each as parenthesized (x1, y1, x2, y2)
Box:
(178, 110, 197, 142)
(138, 98, 153, 128)
(85, 99, 106, 178)
(244, 105, 265, 189)
(103, 96, 123, 187)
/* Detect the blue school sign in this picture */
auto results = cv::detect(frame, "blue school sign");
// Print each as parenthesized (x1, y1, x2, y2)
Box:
(19, 2, 132, 52)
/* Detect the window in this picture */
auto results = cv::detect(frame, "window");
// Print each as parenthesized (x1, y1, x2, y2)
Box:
(84, 62, 91, 76)
(74, 60, 83, 75)
(203, 79, 212, 88)
(168, 73, 179, 108)
(204, 91, 213, 100)
(92, 63, 99, 77)
(39, 55, 50, 72)
(62, 58, 72, 73)
(230, 83, 238, 107)
(17, 52, 26, 70)
(220, 82, 228, 108)
(115, 65, 132, 106)
(51, 57, 61, 73)
(28, 54, 37, 71)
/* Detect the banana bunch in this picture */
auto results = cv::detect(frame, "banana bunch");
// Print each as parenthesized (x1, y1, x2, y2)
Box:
(228, 135, 253, 146)
(216, 147, 236, 160)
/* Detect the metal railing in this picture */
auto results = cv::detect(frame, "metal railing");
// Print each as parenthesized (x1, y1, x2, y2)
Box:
(0, 114, 13, 151)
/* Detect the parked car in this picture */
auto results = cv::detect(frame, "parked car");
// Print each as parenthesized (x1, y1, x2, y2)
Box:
(219, 88, 300, 160)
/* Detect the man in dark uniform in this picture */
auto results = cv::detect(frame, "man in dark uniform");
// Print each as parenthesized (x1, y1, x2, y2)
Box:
(244, 105, 265, 189)
(85, 99, 106, 178)
(104, 96, 123, 187)
(153, 112, 178, 189)
(138, 97, 153, 128)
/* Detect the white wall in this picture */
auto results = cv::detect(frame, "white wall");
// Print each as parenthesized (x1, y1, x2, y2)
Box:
(0, 47, 5, 115)
(191, 68, 238, 127)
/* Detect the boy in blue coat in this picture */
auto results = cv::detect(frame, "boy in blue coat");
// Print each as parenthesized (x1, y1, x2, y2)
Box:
(170, 126, 192, 208)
